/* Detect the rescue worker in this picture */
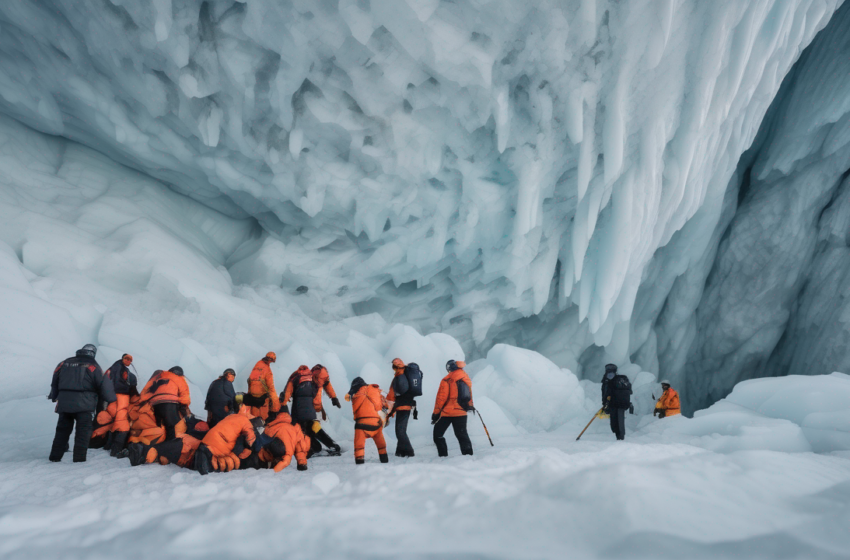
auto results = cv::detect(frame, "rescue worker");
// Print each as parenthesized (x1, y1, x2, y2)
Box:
(258, 405, 312, 472)
(48, 344, 116, 463)
(104, 354, 137, 456)
(387, 358, 415, 457)
(310, 364, 342, 455)
(127, 433, 202, 469)
(432, 360, 473, 457)
(194, 404, 262, 475)
(246, 352, 280, 421)
(654, 380, 681, 418)
(346, 377, 389, 464)
(601, 364, 632, 440)
(147, 366, 191, 441)
(128, 383, 165, 445)
(205, 368, 237, 428)
(283, 365, 322, 455)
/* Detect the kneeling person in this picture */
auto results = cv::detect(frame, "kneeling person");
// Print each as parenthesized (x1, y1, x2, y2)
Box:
(194, 406, 262, 475)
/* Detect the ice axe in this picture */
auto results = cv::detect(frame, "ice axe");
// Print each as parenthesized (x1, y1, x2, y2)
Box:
(576, 407, 605, 441)
(474, 409, 494, 447)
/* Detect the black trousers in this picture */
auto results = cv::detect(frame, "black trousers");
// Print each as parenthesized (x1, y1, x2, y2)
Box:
(433, 415, 472, 457)
(208, 412, 228, 429)
(394, 409, 414, 457)
(153, 403, 182, 441)
(50, 411, 93, 462)
(610, 407, 626, 440)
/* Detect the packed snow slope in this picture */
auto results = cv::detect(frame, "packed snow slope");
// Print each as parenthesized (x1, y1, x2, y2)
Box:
(0, 0, 847, 406)
(1, 374, 849, 560)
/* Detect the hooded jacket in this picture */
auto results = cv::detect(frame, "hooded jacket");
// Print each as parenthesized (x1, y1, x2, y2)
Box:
(348, 377, 386, 426)
(248, 359, 280, 413)
(201, 413, 257, 457)
(49, 350, 115, 414)
(145, 369, 191, 407)
(284, 366, 318, 422)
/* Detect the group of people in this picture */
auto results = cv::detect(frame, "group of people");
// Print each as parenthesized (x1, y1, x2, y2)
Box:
(47, 345, 477, 474)
(600, 363, 681, 440)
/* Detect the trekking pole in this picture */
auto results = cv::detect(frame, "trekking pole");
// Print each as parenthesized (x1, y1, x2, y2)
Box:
(576, 408, 604, 441)
(474, 409, 494, 447)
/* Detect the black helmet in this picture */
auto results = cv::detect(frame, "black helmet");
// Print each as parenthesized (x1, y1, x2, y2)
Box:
(446, 360, 458, 372)
(170, 366, 184, 376)
(605, 363, 618, 374)
(223, 368, 236, 377)
(78, 344, 97, 358)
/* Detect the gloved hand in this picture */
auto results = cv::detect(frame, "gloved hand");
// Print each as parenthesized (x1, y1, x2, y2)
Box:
(297, 463, 308, 471)
(629, 404, 635, 415)
(413, 408, 418, 420)
(653, 409, 659, 417)
(267, 410, 278, 423)
(331, 397, 341, 408)
(431, 413, 440, 425)
(658, 409, 666, 419)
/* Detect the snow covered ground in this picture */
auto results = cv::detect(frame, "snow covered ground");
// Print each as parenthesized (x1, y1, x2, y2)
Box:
(2, 376, 850, 560)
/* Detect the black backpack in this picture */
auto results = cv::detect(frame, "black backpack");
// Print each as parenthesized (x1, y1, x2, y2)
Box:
(456, 379, 473, 411)
(401, 363, 423, 397)
(611, 375, 632, 408)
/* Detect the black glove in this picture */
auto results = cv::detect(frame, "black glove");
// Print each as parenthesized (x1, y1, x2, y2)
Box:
(629, 404, 634, 415)
(431, 413, 440, 425)
(658, 409, 666, 419)
(653, 409, 659, 417)
(413, 408, 418, 420)
(297, 463, 308, 471)
(266, 411, 278, 423)
(331, 397, 341, 408)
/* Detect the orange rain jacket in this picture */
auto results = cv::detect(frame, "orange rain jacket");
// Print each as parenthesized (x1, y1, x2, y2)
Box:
(260, 412, 312, 471)
(433, 369, 474, 417)
(248, 359, 280, 413)
(312, 366, 338, 412)
(145, 369, 191, 407)
(656, 388, 681, 417)
(201, 413, 257, 457)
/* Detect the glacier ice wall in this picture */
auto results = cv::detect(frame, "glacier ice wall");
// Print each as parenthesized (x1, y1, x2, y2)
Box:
(0, 0, 846, 407)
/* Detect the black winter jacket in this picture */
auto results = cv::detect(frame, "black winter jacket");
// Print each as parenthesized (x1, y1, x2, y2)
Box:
(205, 376, 236, 419)
(105, 359, 138, 395)
(288, 373, 318, 423)
(49, 352, 116, 413)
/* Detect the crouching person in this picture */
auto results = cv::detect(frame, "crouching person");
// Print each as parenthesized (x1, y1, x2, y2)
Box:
(127, 434, 202, 469)
(194, 407, 262, 475)
(258, 406, 311, 472)
(346, 377, 388, 465)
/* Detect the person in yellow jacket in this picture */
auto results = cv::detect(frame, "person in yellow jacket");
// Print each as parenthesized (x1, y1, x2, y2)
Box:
(654, 380, 681, 418)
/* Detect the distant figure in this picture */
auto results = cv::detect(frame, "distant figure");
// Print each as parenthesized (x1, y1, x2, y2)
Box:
(346, 377, 389, 465)
(205, 368, 237, 428)
(246, 352, 280, 421)
(654, 380, 681, 418)
(601, 363, 632, 441)
(49, 344, 116, 463)
(104, 353, 137, 457)
(432, 360, 474, 457)
(387, 358, 421, 458)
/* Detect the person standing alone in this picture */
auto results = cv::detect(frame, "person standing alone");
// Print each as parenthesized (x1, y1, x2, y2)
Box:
(601, 364, 632, 441)
(49, 344, 116, 463)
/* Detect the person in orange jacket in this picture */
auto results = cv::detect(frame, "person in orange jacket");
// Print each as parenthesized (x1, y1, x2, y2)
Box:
(282, 365, 325, 456)
(432, 360, 473, 457)
(309, 364, 342, 456)
(246, 352, 280, 421)
(104, 354, 138, 456)
(258, 405, 312, 472)
(128, 394, 164, 445)
(387, 358, 415, 457)
(146, 366, 191, 441)
(194, 403, 262, 475)
(127, 433, 202, 469)
(654, 380, 681, 418)
(345, 377, 389, 465)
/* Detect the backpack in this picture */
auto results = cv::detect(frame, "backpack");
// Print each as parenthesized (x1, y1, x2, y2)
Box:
(611, 375, 632, 408)
(401, 363, 423, 398)
(456, 379, 473, 411)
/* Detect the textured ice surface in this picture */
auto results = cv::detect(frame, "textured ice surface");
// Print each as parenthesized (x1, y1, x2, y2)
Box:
(0, 0, 842, 387)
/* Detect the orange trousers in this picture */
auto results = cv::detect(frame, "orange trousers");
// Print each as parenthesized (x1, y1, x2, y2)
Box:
(354, 424, 386, 459)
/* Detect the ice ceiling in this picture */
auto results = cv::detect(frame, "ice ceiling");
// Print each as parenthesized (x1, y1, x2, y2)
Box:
(0, 0, 847, 409)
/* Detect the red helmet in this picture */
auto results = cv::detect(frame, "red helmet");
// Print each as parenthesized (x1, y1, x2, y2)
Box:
(265, 352, 277, 363)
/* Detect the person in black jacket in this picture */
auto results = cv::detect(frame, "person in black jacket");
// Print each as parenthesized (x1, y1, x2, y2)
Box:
(48, 344, 116, 462)
(601, 363, 632, 441)
(104, 353, 138, 457)
(205, 368, 237, 428)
